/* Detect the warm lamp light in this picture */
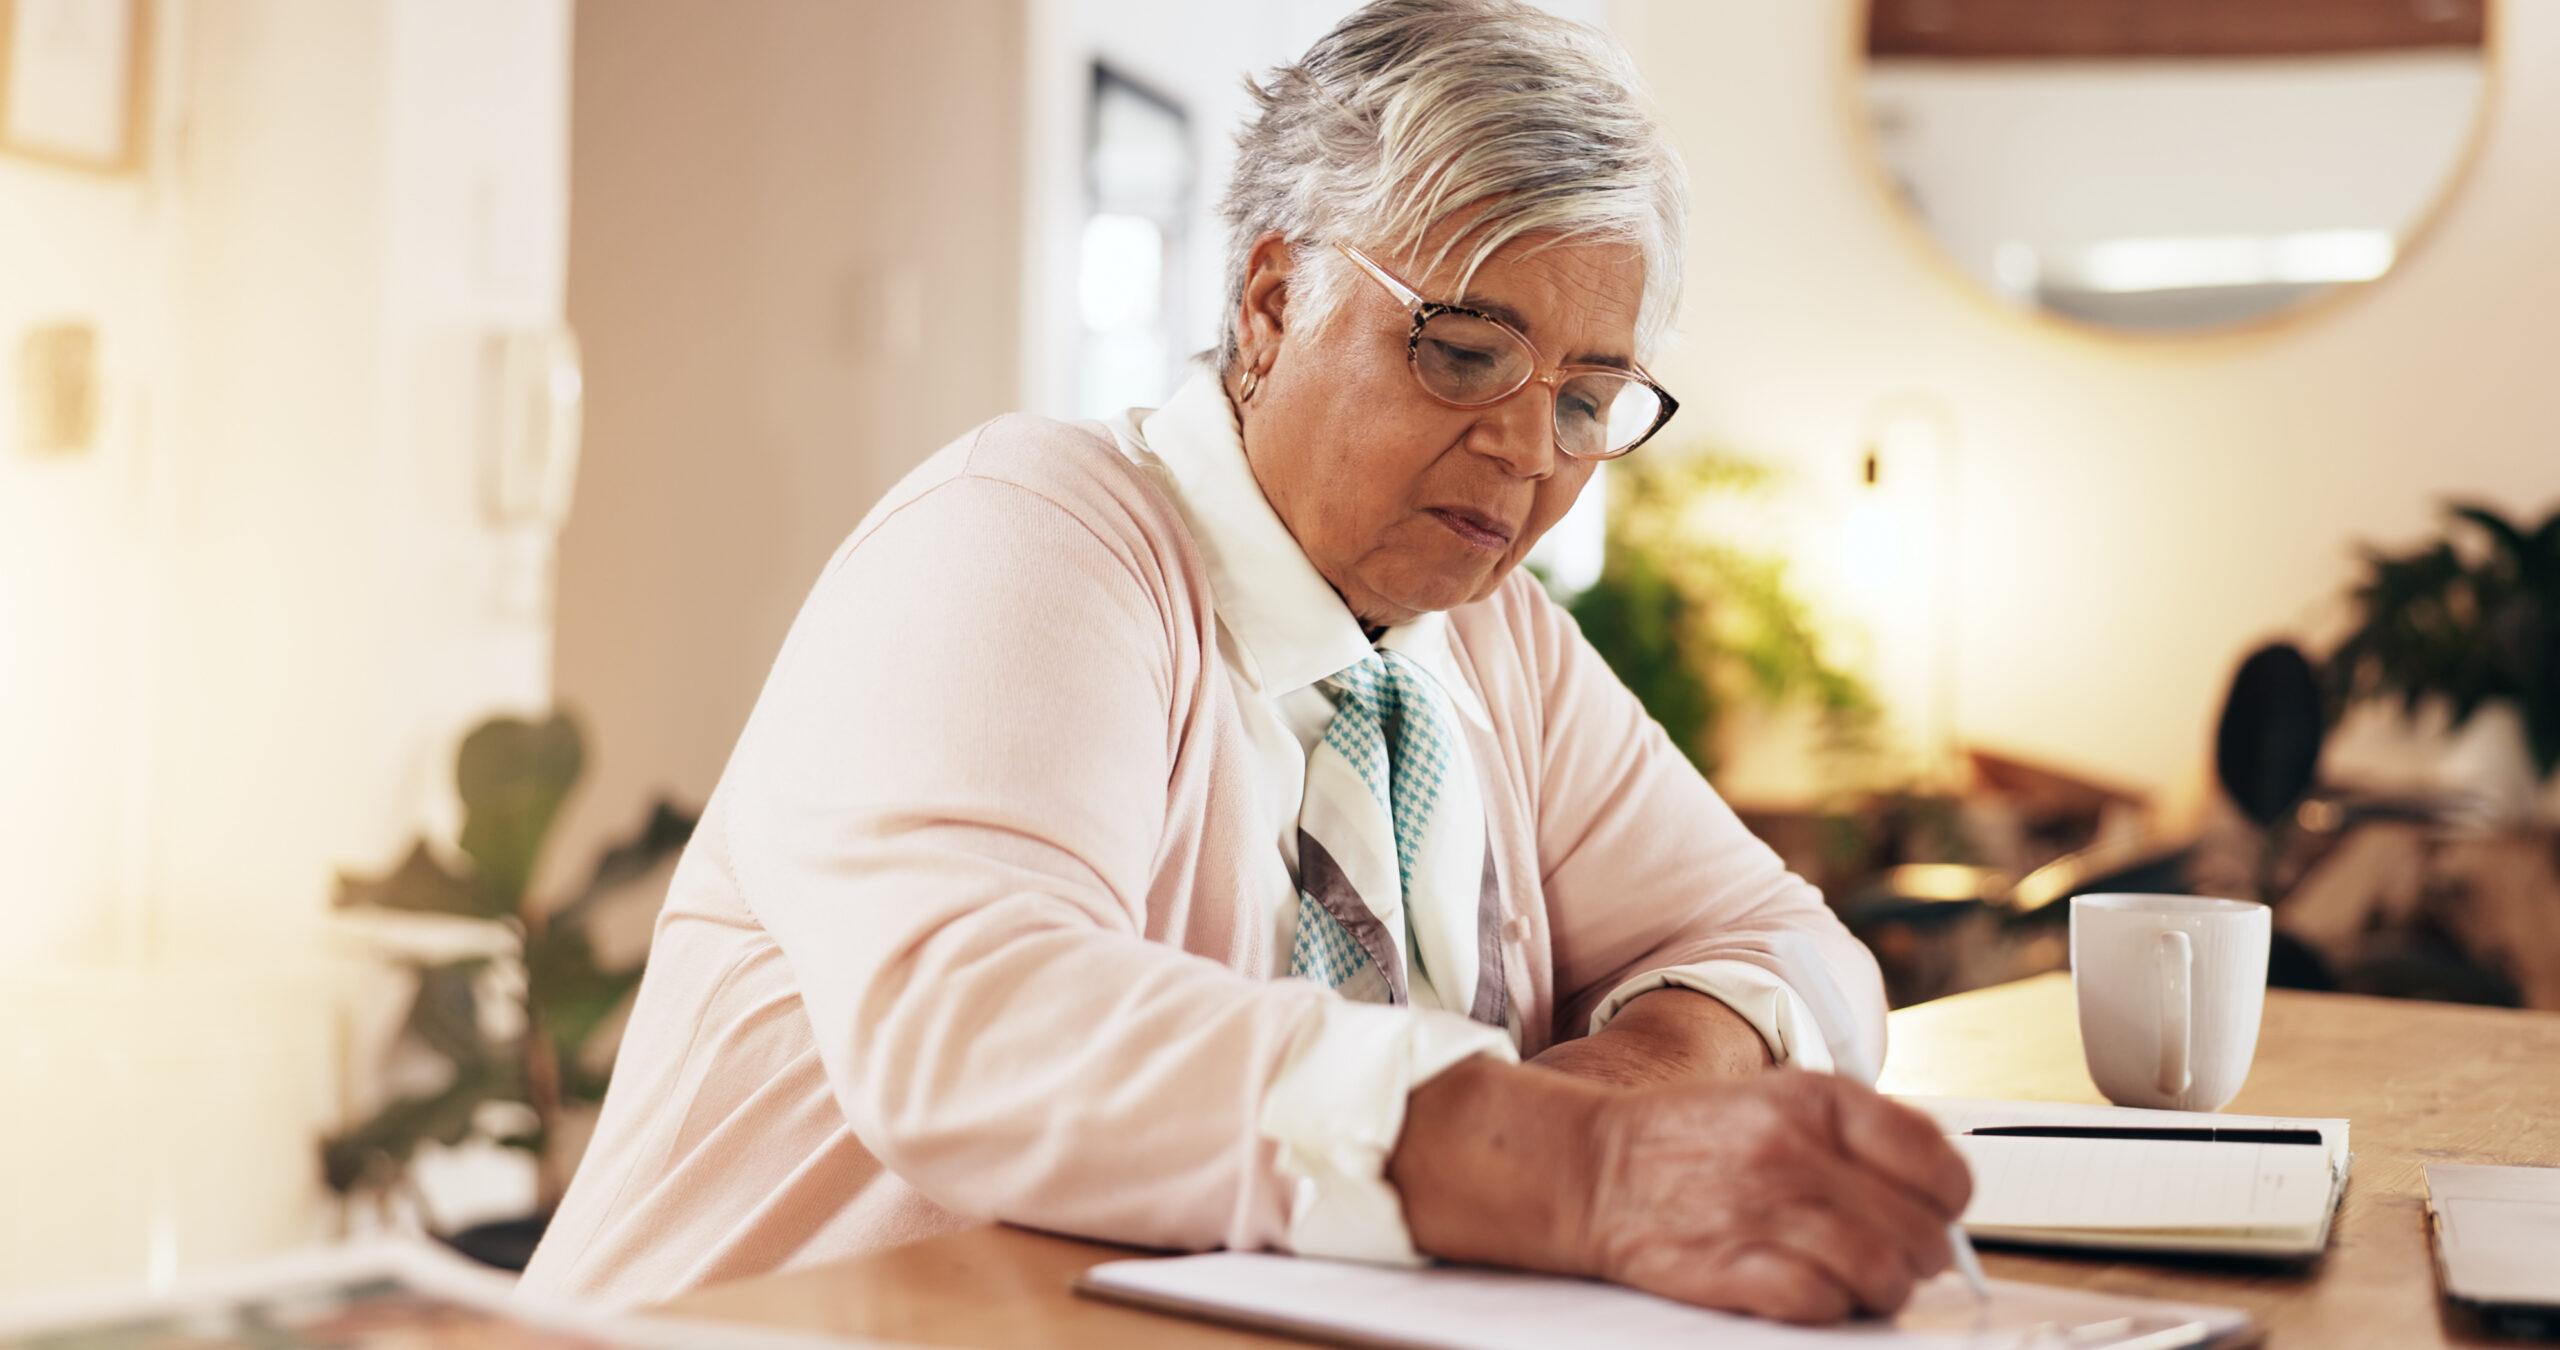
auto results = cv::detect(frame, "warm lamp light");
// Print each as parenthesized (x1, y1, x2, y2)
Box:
(1846, 391, 1963, 789)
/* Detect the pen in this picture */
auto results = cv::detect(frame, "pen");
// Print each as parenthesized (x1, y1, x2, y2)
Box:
(1962, 1125, 2324, 1145)
(1948, 1223, 1989, 1304)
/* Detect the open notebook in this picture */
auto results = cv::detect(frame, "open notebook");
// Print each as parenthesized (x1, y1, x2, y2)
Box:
(1902, 1097, 2352, 1260)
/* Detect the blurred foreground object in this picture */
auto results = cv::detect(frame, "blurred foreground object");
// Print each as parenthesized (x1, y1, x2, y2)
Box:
(0, 1238, 831, 1347)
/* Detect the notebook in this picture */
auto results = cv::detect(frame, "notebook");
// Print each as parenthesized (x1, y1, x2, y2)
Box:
(1080, 1251, 2255, 1349)
(1901, 1096, 2352, 1260)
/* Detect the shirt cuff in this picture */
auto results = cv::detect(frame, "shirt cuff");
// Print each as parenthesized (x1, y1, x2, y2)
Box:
(1587, 960, 1837, 1076)
(1257, 999, 1518, 1266)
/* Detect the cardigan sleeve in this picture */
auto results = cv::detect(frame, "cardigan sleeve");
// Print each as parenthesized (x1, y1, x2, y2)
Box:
(715, 466, 1502, 1257)
(1515, 574, 1889, 1079)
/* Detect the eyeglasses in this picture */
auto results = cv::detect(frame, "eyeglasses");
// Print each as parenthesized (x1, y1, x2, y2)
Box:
(1334, 242, 1678, 460)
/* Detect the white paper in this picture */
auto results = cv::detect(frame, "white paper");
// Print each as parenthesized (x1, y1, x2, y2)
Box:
(1896, 1095, 2351, 1255)
(1084, 1252, 2252, 1350)
(1955, 1135, 2334, 1231)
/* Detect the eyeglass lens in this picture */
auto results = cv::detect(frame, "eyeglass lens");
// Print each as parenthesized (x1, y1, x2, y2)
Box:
(1412, 310, 1662, 457)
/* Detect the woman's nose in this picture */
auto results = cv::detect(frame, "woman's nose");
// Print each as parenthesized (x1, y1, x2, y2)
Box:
(1466, 385, 1559, 480)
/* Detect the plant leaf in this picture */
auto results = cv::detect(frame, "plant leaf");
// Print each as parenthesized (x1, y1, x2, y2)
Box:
(456, 713, 586, 918)
(399, 958, 496, 1067)
(1564, 448, 1876, 779)
(318, 1059, 512, 1195)
(2531, 507, 2560, 563)
(1566, 544, 1716, 770)
(552, 798, 698, 930)
(561, 1061, 616, 1108)
(333, 842, 486, 919)
(525, 925, 646, 1064)
(2452, 501, 2531, 566)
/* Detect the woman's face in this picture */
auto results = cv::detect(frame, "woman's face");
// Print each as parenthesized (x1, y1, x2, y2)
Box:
(1231, 230, 1648, 629)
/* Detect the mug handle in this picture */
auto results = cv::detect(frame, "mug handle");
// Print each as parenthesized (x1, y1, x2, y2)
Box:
(2157, 930, 2193, 1098)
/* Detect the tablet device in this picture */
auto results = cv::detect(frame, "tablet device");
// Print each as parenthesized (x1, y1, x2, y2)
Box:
(2426, 1163, 2560, 1337)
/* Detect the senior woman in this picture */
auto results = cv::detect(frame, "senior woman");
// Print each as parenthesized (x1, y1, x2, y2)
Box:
(523, 0, 1969, 1325)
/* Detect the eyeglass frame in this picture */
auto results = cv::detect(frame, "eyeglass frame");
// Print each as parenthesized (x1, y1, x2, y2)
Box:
(1332, 241, 1679, 460)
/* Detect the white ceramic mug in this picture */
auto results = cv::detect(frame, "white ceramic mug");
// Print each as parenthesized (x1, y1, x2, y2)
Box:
(2070, 893, 2271, 1111)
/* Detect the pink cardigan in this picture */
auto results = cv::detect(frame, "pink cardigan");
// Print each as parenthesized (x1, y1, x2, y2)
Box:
(520, 413, 1886, 1305)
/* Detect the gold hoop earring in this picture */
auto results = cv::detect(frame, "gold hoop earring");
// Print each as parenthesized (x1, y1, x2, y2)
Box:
(1237, 367, 1261, 404)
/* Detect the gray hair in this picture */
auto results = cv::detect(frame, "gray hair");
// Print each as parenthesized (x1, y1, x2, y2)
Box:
(1216, 0, 1687, 372)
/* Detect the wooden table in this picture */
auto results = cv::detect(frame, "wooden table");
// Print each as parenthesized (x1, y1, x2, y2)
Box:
(663, 974, 2560, 1347)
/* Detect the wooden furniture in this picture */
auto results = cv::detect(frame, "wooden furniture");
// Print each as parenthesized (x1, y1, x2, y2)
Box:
(666, 1223, 1303, 1349)
(2279, 824, 2560, 1010)
(1864, 0, 2487, 60)
(661, 974, 2560, 1347)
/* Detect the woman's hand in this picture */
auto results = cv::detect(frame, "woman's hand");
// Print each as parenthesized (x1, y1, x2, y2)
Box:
(1574, 1069, 1972, 1321)
(1388, 1059, 1971, 1325)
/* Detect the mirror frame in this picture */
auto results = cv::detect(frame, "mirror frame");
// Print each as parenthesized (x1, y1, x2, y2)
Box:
(1839, 0, 2504, 345)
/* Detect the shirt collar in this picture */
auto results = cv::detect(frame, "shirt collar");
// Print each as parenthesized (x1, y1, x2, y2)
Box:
(1378, 610, 1493, 731)
(1124, 367, 1493, 731)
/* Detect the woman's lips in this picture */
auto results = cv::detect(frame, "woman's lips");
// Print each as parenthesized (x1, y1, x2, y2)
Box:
(1426, 507, 1515, 553)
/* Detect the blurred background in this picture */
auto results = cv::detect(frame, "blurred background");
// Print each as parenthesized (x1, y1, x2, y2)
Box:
(3, 0, 2554, 1296)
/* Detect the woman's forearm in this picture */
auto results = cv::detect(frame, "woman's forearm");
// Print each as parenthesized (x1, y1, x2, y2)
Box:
(1380, 991, 1773, 1276)
(1528, 986, 1776, 1090)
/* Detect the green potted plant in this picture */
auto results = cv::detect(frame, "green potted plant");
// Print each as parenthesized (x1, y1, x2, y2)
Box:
(324, 712, 695, 1269)
(2326, 501, 2560, 820)
(1551, 450, 1878, 779)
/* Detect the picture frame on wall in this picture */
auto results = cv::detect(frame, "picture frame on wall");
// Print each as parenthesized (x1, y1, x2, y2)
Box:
(0, 0, 148, 174)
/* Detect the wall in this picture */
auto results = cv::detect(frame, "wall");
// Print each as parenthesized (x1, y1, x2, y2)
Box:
(1611, 0, 2560, 815)
(0, 2, 185, 965)
(0, 0, 570, 1291)
(550, 0, 1030, 873)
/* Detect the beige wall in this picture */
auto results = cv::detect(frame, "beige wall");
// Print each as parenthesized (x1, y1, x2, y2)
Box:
(0, 0, 571, 1290)
(551, 0, 1028, 872)
(1613, 0, 2560, 815)
(0, 0, 568, 963)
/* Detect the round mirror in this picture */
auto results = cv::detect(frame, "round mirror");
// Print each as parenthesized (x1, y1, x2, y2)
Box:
(1857, 0, 2493, 334)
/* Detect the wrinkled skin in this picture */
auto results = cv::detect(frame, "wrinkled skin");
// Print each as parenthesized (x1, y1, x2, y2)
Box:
(1389, 1051, 1973, 1323)
(1579, 1071, 1972, 1322)
(1226, 226, 1634, 626)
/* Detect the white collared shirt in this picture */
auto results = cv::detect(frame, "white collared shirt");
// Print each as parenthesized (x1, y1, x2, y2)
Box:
(1103, 368, 1836, 1263)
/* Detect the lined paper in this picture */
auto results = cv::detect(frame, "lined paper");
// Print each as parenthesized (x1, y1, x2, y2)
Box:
(1896, 1097, 2351, 1254)
(1956, 1135, 2335, 1231)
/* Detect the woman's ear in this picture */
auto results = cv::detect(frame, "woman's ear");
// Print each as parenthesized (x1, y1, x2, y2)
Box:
(1234, 231, 1295, 372)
